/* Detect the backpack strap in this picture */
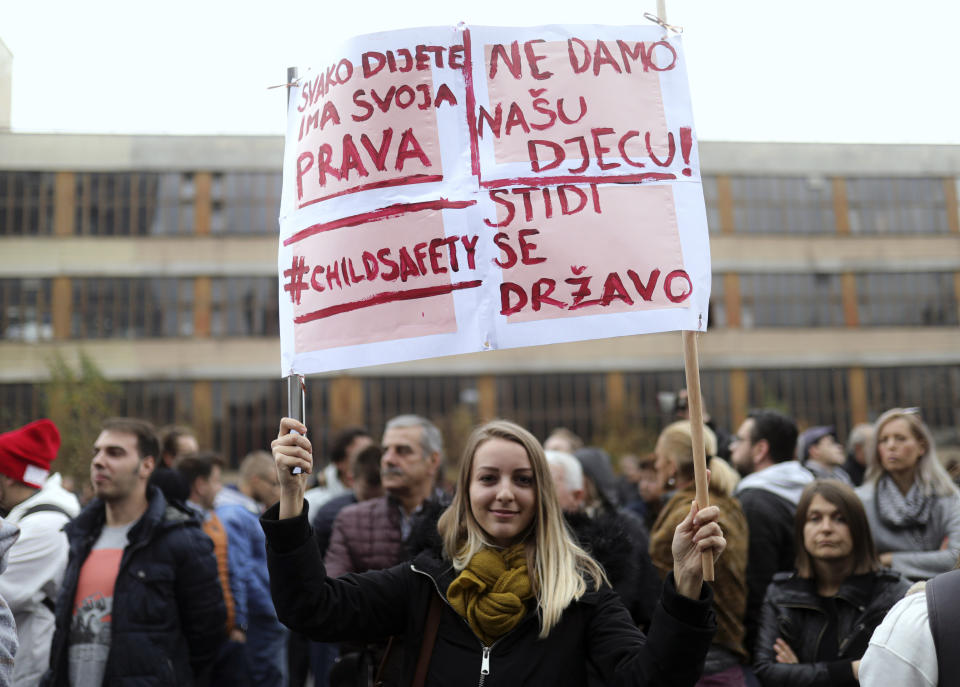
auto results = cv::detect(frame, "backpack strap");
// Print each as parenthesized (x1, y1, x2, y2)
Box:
(926, 568, 960, 681)
(21, 503, 74, 521)
(21, 503, 73, 618)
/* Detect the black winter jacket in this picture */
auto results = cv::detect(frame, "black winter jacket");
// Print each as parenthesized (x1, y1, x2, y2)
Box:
(262, 502, 716, 687)
(565, 509, 661, 631)
(42, 487, 226, 687)
(738, 487, 798, 655)
(753, 569, 909, 687)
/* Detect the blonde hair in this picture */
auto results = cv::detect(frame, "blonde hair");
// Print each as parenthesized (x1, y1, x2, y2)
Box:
(437, 420, 607, 638)
(707, 456, 741, 497)
(864, 408, 957, 497)
(656, 420, 729, 488)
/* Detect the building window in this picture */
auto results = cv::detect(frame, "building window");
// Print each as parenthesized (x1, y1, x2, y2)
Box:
(740, 273, 844, 327)
(747, 368, 851, 438)
(211, 172, 281, 235)
(865, 366, 960, 432)
(211, 379, 310, 468)
(496, 373, 607, 445)
(71, 278, 194, 339)
(709, 274, 726, 328)
(623, 370, 732, 445)
(702, 175, 721, 234)
(118, 381, 196, 427)
(211, 278, 280, 337)
(846, 177, 950, 234)
(0, 172, 55, 236)
(363, 376, 479, 460)
(730, 176, 834, 234)
(0, 383, 46, 430)
(74, 172, 195, 236)
(0, 278, 53, 342)
(857, 272, 959, 326)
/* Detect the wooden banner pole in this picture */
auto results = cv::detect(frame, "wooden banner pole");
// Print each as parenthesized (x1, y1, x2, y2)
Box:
(657, 0, 667, 24)
(683, 330, 714, 581)
(655, 0, 713, 582)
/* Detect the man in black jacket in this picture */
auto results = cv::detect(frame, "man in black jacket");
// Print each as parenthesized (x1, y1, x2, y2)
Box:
(730, 409, 812, 658)
(42, 417, 225, 687)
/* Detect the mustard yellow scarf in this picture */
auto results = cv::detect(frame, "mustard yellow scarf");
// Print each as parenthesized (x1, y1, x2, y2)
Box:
(446, 543, 534, 645)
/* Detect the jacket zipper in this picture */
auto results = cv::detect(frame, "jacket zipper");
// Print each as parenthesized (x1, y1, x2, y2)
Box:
(837, 623, 866, 655)
(102, 528, 152, 680)
(412, 564, 516, 687)
(837, 605, 868, 656)
(785, 596, 872, 656)
(478, 646, 491, 687)
(781, 602, 830, 658)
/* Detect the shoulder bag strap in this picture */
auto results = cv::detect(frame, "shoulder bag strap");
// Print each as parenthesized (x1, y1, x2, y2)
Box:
(411, 592, 443, 687)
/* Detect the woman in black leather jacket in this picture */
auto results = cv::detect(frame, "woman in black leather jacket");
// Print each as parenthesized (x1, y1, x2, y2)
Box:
(753, 480, 909, 687)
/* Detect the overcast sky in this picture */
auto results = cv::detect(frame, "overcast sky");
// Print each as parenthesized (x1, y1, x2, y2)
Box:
(1, 0, 957, 143)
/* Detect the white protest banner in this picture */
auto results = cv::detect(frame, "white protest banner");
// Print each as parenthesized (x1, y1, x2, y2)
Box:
(278, 23, 711, 376)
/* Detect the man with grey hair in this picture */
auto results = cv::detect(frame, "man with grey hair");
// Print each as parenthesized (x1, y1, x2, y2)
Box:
(545, 450, 585, 512)
(325, 415, 443, 577)
(545, 448, 659, 631)
(323, 415, 445, 684)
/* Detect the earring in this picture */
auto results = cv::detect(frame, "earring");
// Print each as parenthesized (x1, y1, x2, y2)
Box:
(667, 476, 676, 488)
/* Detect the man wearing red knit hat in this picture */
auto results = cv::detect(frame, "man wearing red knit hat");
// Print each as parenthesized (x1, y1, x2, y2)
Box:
(0, 419, 80, 687)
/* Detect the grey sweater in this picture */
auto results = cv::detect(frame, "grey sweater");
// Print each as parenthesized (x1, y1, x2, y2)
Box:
(857, 483, 960, 580)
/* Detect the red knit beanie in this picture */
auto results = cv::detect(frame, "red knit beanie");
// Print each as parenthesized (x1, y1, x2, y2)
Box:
(0, 419, 61, 488)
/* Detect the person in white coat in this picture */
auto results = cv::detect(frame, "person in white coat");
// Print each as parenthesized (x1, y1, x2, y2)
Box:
(0, 420, 80, 687)
(858, 582, 936, 686)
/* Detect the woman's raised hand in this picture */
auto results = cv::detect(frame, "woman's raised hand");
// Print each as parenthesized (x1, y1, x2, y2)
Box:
(671, 501, 726, 599)
(271, 417, 312, 519)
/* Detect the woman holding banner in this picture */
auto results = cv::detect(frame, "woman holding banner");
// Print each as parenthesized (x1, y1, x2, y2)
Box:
(263, 417, 725, 686)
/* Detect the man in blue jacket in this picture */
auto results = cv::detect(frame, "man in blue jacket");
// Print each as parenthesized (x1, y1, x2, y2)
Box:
(217, 450, 288, 687)
(41, 417, 225, 687)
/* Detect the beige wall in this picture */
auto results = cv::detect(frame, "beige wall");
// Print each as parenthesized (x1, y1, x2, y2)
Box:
(2, 235, 957, 277)
(2, 133, 960, 176)
(3, 328, 958, 383)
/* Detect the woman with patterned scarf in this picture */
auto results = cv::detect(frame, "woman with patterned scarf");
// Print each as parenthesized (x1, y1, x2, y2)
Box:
(264, 417, 726, 687)
(856, 408, 960, 580)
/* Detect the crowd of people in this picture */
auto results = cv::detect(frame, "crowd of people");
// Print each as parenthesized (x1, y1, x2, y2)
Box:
(0, 396, 958, 686)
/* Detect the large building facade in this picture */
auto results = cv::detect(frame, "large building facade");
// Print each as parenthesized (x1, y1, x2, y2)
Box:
(1, 132, 958, 466)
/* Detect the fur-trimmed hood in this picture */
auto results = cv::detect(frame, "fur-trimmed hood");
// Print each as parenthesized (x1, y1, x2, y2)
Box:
(564, 510, 637, 587)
